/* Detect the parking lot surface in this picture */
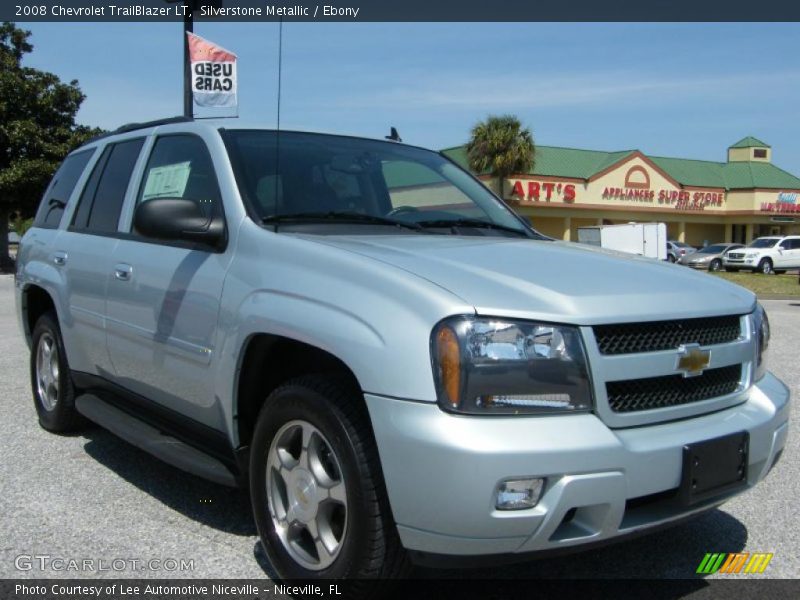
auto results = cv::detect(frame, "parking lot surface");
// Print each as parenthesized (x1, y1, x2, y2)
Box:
(0, 274, 796, 581)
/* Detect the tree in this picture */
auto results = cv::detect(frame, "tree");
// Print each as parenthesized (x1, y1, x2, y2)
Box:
(0, 22, 102, 272)
(466, 114, 535, 201)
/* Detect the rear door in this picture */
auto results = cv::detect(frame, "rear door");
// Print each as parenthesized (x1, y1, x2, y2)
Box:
(56, 138, 145, 376)
(787, 238, 800, 268)
(775, 239, 793, 268)
(105, 134, 231, 428)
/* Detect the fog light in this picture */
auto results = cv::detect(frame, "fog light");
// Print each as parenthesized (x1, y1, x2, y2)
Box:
(495, 478, 544, 510)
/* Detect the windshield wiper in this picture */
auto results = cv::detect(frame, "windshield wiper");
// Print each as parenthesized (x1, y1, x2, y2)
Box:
(262, 211, 424, 231)
(416, 218, 529, 236)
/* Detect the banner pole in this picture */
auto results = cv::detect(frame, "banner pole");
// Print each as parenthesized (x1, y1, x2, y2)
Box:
(183, 0, 193, 119)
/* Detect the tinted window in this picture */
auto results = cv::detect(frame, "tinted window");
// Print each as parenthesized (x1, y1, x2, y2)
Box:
(698, 244, 727, 254)
(73, 138, 145, 233)
(135, 135, 222, 227)
(779, 239, 791, 250)
(749, 238, 779, 249)
(33, 149, 95, 229)
(224, 131, 527, 234)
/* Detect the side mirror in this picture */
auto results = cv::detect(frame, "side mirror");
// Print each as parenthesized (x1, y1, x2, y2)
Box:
(133, 198, 225, 249)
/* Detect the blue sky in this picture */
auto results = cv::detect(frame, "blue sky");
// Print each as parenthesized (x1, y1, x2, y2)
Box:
(22, 22, 800, 171)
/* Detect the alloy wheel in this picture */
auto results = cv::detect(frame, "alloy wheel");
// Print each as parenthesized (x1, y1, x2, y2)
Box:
(35, 332, 60, 411)
(266, 420, 348, 571)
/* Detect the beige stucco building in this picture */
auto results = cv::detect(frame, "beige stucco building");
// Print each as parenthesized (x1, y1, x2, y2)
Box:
(443, 137, 800, 246)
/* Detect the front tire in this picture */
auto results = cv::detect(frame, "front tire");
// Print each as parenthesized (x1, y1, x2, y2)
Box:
(709, 259, 722, 272)
(250, 375, 409, 584)
(30, 312, 83, 432)
(758, 258, 773, 275)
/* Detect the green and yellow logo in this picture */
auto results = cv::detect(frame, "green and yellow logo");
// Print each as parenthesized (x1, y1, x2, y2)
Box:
(696, 552, 773, 574)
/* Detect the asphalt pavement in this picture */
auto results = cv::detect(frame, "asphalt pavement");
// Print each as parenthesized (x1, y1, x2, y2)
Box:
(0, 274, 797, 582)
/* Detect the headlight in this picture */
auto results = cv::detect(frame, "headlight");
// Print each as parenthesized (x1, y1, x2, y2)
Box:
(431, 316, 593, 415)
(753, 304, 770, 381)
(746, 252, 758, 259)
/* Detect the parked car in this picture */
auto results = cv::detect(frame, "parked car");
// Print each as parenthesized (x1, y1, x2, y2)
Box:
(679, 243, 744, 271)
(15, 119, 789, 584)
(724, 236, 800, 274)
(666, 240, 695, 262)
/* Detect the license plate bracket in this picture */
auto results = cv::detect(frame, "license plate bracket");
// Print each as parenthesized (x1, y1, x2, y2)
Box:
(680, 431, 748, 506)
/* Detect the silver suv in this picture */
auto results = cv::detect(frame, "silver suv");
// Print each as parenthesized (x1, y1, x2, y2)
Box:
(15, 119, 790, 581)
(724, 236, 800, 274)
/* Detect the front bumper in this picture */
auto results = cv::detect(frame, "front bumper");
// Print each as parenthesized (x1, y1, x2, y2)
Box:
(682, 261, 710, 269)
(366, 372, 789, 559)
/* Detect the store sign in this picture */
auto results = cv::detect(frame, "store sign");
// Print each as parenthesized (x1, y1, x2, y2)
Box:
(601, 187, 724, 210)
(761, 192, 800, 213)
(511, 180, 576, 202)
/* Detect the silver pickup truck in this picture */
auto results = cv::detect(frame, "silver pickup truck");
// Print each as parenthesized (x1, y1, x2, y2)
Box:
(15, 118, 789, 581)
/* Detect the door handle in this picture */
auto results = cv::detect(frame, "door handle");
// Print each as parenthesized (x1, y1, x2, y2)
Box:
(53, 251, 68, 266)
(114, 263, 133, 281)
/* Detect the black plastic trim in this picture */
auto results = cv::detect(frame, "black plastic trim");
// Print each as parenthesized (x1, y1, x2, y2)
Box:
(70, 371, 240, 478)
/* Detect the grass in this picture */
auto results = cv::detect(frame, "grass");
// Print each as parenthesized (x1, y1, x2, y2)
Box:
(709, 270, 800, 298)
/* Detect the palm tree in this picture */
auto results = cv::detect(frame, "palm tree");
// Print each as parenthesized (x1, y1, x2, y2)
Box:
(466, 115, 535, 200)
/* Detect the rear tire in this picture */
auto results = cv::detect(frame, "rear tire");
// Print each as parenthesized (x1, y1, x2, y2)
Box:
(667, 255, 676, 263)
(30, 312, 84, 432)
(758, 258, 773, 275)
(249, 375, 410, 587)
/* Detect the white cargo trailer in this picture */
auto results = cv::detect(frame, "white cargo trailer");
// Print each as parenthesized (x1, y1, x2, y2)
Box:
(577, 222, 667, 260)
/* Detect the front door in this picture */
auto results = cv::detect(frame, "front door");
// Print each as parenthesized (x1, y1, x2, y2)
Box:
(105, 134, 232, 429)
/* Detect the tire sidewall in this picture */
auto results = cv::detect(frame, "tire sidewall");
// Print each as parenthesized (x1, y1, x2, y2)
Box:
(30, 312, 75, 431)
(710, 259, 722, 272)
(759, 259, 773, 275)
(250, 384, 372, 580)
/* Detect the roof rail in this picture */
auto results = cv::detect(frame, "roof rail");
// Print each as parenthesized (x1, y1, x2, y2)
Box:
(84, 116, 194, 145)
(114, 115, 194, 134)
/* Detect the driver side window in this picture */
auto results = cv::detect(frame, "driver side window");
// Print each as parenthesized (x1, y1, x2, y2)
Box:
(134, 135, 222, 235)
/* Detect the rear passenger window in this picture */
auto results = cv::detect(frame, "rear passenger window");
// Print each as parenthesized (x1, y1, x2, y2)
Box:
(33, 149, 95, 229)
(72, 138, 145, 233)
(135, 135, 222, 227)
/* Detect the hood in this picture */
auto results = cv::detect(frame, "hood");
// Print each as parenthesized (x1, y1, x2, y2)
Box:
(299, 234, 756, 325)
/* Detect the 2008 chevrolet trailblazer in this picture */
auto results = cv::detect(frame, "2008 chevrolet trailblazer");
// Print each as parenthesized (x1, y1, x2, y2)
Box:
(15, 118, 789, 580)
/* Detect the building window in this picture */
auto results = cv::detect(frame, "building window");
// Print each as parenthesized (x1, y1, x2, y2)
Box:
(753, 148, 767, 158)
(624, 165, 650, 189)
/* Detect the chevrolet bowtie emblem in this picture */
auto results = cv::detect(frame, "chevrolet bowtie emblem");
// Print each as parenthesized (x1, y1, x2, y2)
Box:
(676, 344, 711, 378)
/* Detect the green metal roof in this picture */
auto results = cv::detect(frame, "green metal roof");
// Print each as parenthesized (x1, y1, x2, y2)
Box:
(441, 143, 800, 191)
(729, 136, 770, 149)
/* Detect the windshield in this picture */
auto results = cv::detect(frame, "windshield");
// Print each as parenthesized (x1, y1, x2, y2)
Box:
(223, 130, 533, 236)
(749, 238, 779, 248)
(697, 244, 728, 254)
(672, 241, 692, 248)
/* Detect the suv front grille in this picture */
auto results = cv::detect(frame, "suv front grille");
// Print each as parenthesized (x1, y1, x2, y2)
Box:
(727, 252, 745, 260)
(606, 365, 742, 413)
(593, 315, 742, 355)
